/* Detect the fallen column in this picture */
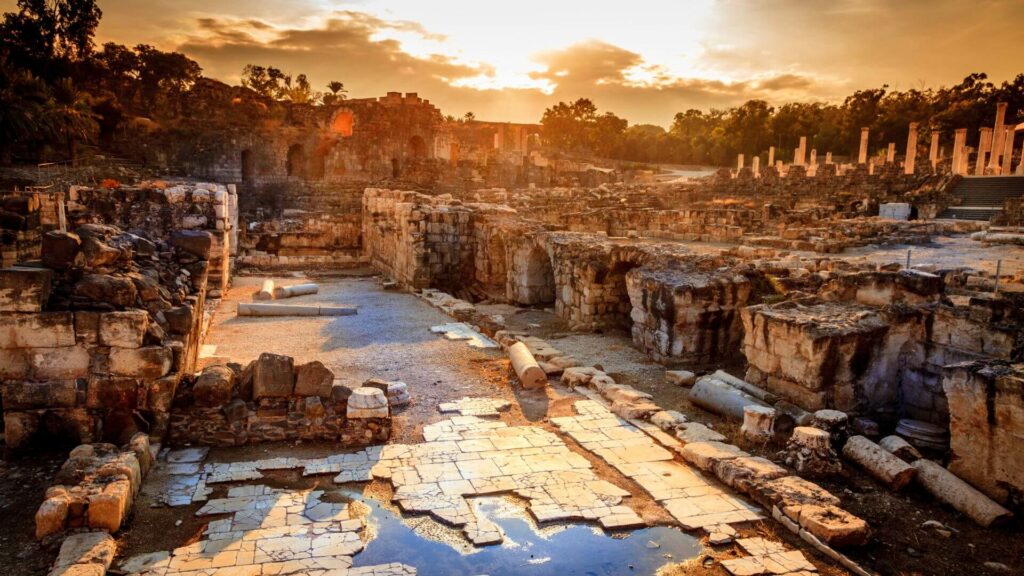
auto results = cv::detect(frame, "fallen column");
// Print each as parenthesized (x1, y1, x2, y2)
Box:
(842, 435, 916, 490)
(711, 370, 778, 404)
(256, 279, 275, 300)
(912, 459, 1013, 527)
(741, 405, 776, 441)
(273, 283, 319, 299)
(237, 303, 357, 317)
(508, 342, 547, 390)
(689, 376, 771, 420)
(877, 435, 922, 462)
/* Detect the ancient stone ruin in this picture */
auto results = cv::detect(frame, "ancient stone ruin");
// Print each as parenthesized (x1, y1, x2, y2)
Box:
(2, 88, 1024, 576)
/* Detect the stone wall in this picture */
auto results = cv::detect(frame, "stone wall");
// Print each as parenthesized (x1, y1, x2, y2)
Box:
(0, 222, 212, 453)
(169, 357, 392, 447)
(942, 362, 1024, 510)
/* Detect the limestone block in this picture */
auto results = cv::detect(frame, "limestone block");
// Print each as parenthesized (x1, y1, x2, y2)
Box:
(73, 274, 138, 307)
(796, 504, 871, 546)
(611, 400, 660, 420)
(741, 405, 776, 441)
(303, 396, 326, 420)
(675, 422, 727, 444)
(74, 312, 101, 345)
(0, 267, 53, 312)
(98, 311, 149, 348)
(87, 478, 132, 532)
(665, 370, 697, 386)
(41, 231, 81, 269)
(163, 305, 194, 335)
(0, 348, 29, 378)
(30, 346, 91, 379)
(170, 230, 213, 259)
(193, 365, 235, 407)
(3, 380, 77, 410)
(650, 410, 687, 431)
(560, 366, 601, 389)
(145, 375, 178, 412)
(294, 361, 334, 397)
(3, 411, 40, 451)
(714, 456, 788, 494)
(127, 432, 153, 477)
(109, 346, 172, 379)
(50, 530, 116, 572)
(680, 441, 748, 471)
(0, 312, 75, 348)
(253, 353, 295, 398)
(36, 493, 70, 539)
(385, 381, 411, 407)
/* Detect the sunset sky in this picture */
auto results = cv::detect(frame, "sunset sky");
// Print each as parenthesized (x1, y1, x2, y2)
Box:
(6, 0, 1023, 125)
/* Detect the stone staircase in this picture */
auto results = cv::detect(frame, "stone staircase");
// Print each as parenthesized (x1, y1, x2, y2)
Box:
(938, 176, 1024, 221)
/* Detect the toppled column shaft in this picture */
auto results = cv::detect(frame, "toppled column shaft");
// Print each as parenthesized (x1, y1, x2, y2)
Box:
(509, 342, 547, 389)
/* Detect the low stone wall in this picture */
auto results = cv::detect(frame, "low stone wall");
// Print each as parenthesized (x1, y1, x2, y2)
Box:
(169, 355, 392, 447)
(35, 432, 152, 539)
(1, 224, 211, 453)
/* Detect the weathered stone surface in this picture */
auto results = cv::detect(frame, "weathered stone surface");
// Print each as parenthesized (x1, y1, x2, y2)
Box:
(347, 387, 388, 419)
(252, 353, 295, 398)
(73, 274, 138, 307)
(3, 380, 77, 410)
(52, 531, 116, 570)
(170, 230, 213, 258)
(194, 365, 235, 407)
(29, 346, 91, 379)
(0, 312, 75, 348)
(99, 310, 149, 348)
(0, 266, 53, 312)
(35, 492, 70, 539)
(842, 435, 916, 490)
(87, 478, 132, 532)
(41, 231, 81, 269)
(680, 441, 748, 471)
(665, 370, 697, 386)
(796, 504, 871, 546)
(163, 305, 194, 335)
(294, 361, 334, 397)
(109, 346, 172, 378)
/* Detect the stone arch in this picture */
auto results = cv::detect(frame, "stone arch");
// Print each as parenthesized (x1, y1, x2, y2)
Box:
(408, 135, 428, 159)
(521, 245, 555, 305)
(330, 110, 354, 136)
(240, 149, 255, 182)
(310, 140, 334, 180)
(286, 143, 306, 178)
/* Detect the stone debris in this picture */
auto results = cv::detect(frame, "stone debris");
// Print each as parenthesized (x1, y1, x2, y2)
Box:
(429, 322, 498, 349)
(49, 531, 117, 576)
(842, 435, 916, 490)
(779, 427, 843, 477)
(119, 486, 415, 576)
(437, 397, 512, 417)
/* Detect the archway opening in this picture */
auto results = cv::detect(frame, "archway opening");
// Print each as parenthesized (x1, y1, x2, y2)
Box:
(523, 246, 555, 306)
(330, 110, 354, 136)
(241, 149, 254, 182)
(286, 143, 306, 178)
(594, 260, 641, 332)
(391, 157, 400, 178)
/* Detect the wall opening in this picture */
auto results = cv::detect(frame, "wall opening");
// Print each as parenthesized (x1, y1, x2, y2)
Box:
(330, 110, 354, 136)
(311, 140, 333, 180)
(523, 246, 555, 305)
(595, 260, 641, 332)
(408, 135, 428, 159)
(391, 157, 400, 178)
(286, 143, 306, 178)
(241, 149, 254, 182)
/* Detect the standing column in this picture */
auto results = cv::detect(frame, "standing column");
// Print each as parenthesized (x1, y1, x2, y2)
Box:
(904, 122, 918, 174)
(929, 131, 940, 168)
(858, 128, 869, 164)
(1000, 126, 1014, 175)
(952, 129, 967, 175)
(988, 102, 1008, 171)
(752, 155, 760, 177)
(767, 146, 775, 167)
(825, 151, 833, 164)
(798, 136, 807, 166)
(975, 127, 992, 175)
(886, 143, 896, 164)
(737, 153, 745, 171)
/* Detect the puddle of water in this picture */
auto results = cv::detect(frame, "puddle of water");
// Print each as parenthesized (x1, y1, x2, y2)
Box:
(343, 488, 702, 576)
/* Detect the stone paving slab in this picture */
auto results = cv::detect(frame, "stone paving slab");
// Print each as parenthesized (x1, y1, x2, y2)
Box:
(121, 486, 415, 575)
(429, 323, 499, 349)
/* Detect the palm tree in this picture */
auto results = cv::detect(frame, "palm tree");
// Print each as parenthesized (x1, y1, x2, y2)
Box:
(322, 81, 347, 105)
(46, 77, 99, 164)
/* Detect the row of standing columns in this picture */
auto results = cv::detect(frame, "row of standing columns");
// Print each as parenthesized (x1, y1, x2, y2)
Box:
(734, 102, 1021, 178)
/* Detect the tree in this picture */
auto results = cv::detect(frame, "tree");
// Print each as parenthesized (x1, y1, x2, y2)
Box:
(463, 111, 476, 122)
(0, 56, 50, 164)
(44, 77, 98, 163)
(0, 0, 102, 77)
(322, 81, 347, 105)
